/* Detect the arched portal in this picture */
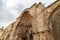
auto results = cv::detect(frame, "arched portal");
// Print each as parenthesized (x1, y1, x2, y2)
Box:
(49, 6, 60, 40)
(17, 11, 33, 40)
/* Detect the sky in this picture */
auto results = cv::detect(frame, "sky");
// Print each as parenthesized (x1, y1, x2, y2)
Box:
(0, 0, 56, 28)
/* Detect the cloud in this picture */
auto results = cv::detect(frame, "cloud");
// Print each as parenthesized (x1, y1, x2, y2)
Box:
(5, 0, 19, 8)
(0, 0, 57, 28)
(4, 0, 57, 18)
(0, 0, 16, 28)
(0, 0, 4, 10)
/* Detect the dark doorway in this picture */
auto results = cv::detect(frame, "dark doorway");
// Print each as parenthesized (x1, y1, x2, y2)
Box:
(22, 37, 27, 40)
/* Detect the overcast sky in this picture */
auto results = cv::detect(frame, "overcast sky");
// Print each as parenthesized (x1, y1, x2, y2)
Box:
(0, 0, 56, 28)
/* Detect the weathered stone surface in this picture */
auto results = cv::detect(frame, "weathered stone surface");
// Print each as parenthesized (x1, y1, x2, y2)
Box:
(0, 28, 3, 38)
(0, 0, 60, 40)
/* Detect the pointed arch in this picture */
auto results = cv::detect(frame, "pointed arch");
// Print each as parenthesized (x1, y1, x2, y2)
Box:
(20, 10, 33, 26)
(16, 9, 33, 40)
(49, 5, 60, 40)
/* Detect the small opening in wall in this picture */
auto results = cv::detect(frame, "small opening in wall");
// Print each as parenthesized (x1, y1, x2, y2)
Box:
(29, 33, 33, 40)
(22, 37, 27, 40)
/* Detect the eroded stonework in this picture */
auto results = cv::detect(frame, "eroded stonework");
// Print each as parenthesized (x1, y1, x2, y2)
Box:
(0, 0, 60, 40)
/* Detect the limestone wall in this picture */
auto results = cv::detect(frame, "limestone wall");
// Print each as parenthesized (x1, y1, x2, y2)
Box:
(0, 0, 60, 40)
